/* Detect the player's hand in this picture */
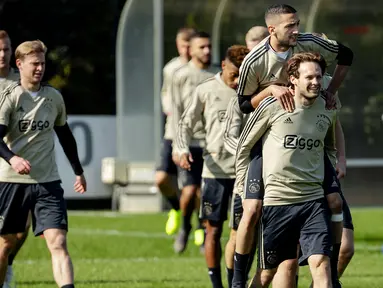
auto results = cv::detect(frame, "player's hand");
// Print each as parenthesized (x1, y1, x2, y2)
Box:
(323, 90, 337, 110)
(74, 174, 87, 194)
(270, 85, 295, 112)
(336, 160, 346, 179)
(172, 153, 180, 166)
(180, 153, 193, 171)
(9, 156, 31, 175)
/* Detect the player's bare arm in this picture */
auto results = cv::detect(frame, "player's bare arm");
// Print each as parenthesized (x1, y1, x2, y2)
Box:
(54, 123, 86, 193)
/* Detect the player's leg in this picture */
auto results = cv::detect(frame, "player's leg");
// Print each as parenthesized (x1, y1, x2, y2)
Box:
(33, 181, 74, 287)
(5, 213, 31, 287)
(174, 147, 204, 253)
(299, 199, 332, 288)
(338, 193, 354, 278)
(202, 178, 234, 288)
(194, 186, 205, 248)
(225, 192, 242, 287)
(232, 143, 263, 287)
(251, 204, 299, 288)
(155, 139, 181, 235)
(0, 182, 31, 286)
(323, 154, 343, 286)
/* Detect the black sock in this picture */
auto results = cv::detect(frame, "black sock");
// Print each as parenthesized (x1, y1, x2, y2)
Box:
(226, 267, 234, 288)
(233, 252, 250, 285)
(296, 274, 299, 287)
(331, 243, 341, 282)
(8, 254, 15, 266)
(167, 196, 180, 211)
(182, 215, 192, 232)
(61, 285, 75, 288)
(208, 267, 223, 288)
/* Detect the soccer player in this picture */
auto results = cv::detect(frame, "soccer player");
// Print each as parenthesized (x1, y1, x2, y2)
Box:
(176, 45, 249, 288)
(233, 4, 353, 286)
(0, 40, 86, 288)
(245, 26, 269, 50)
(156, 27, 196, 236)
(170, 31, 219, 253)
(236, 52, 337, 288)
(0, 30, 27, 288)
(223, 26, 268, 288)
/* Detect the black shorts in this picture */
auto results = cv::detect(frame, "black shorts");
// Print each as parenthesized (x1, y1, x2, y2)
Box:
(177, 147, 203, 188)
(244, 141, 264, 200)
(0, 181, 68, 236)
(259, 198, 332, 269)
(229, 193, 243, 230)
(322, 153, 341, 195)
(156, 139, 177, 175)
(200, 178, 235, 222)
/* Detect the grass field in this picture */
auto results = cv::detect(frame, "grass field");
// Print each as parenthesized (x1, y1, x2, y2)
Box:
(13, 208, 383, 287)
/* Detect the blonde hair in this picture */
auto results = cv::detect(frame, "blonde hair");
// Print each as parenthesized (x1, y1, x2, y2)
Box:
(15, 40, 47, 60)
(245, 26, 269, 43)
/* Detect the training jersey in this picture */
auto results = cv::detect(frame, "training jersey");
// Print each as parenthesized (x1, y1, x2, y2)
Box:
(223, 96, 250, 156)
(175, 73, 236, 179)
(235, 95, 337, 206)
(237, 33, 339, 98)
(0, 68, 19, 92)
(161, 57, 185, 140)
(170, 61, 219, 150)
(0, 83, 67, 183)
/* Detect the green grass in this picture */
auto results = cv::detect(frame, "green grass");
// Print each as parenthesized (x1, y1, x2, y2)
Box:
(13, 208, 383, 287)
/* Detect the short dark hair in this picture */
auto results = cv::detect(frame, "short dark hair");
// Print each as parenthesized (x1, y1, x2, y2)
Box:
(265, 4, 297, 22)
(190, 31, 211, 41)
(225, 45, 250, 68)
(286, 52, 327, 79)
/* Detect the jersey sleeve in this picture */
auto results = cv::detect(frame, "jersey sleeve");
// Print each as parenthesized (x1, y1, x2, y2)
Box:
(235, 97, 276, 194)
(170, 70, 185, 145)
(0, 90, 15, 126)
(297, 33, 339, 67)
(223, 97, 244, 155)
(175, 85, 205, 155)
(55, 92, 67, 126)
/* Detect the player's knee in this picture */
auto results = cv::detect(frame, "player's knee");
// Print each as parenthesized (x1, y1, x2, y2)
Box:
(259, 268, 277, 286)
(326, 193, 343, 214)
(340, 235, 355, 261)
(0, 236, 16, 258)
(309, 254, 330, 275)
(44, 229, 68, 253)
(155, 171, 169, 188)
(242, 199, 262, 225)
(206, 223, 222, 240)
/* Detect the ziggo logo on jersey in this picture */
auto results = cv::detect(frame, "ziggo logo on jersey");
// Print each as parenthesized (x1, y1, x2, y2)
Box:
(283, 135, 321, 150)
(18, 120, 50, 132)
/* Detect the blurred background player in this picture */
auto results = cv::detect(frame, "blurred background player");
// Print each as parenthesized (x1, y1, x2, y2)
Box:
(0, 40, 86, 288)
(0, 30, 26, 288)
(176, 45, 249, 288)
(223, 26, 268, 288)
(245, 26, 269, 50)
(234, 4, 353, 287)
(156, 27, 196, 236)
(170, 31, 220, 253)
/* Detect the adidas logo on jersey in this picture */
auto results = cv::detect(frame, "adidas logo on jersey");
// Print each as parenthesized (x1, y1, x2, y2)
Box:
(284, 117, 293, 124)
(17, 106, 25, 113)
